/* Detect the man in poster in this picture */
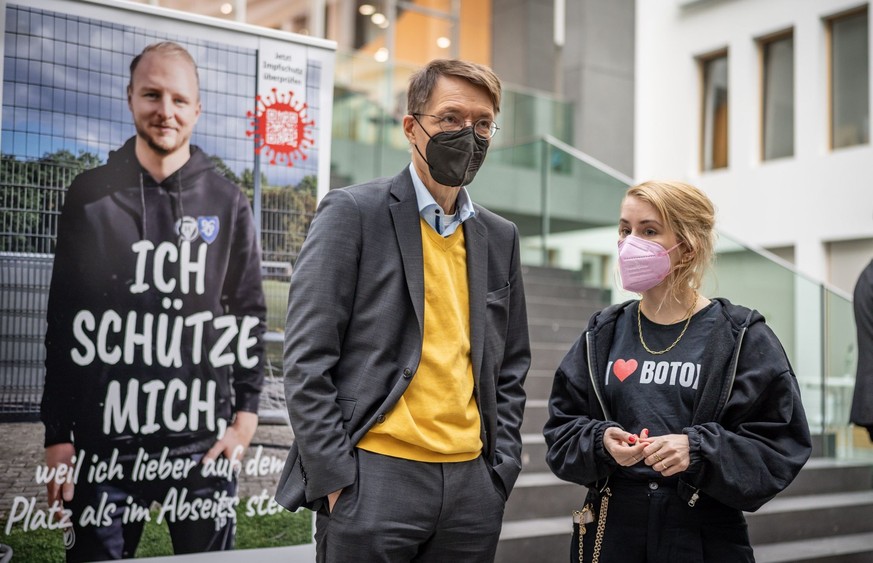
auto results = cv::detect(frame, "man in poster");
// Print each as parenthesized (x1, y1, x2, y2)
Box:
(41, 41, 266, 561)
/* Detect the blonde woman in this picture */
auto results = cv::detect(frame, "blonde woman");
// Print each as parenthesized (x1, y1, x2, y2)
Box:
(543, 181, 811, 562)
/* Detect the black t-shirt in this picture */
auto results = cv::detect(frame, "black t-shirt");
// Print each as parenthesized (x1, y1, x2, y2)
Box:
(604, 299, 721, 479)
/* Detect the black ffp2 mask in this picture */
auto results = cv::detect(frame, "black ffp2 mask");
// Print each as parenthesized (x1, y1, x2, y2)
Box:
(414, 124, 490, 187)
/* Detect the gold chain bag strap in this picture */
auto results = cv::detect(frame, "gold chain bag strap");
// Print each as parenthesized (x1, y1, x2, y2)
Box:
(572, 486, 611, 563)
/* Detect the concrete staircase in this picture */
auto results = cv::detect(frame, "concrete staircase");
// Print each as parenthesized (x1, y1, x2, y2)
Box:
(752, 457, 873, 562)
(495, 266, 873, 563)
(496, 266, 608, 562)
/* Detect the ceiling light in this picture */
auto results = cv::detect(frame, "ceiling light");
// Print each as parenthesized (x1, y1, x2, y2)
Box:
(371, 13, 387, 26)
(374, 47, 389, 62)
(437, 36, 451, 49)
(220, 2, 233, 14)
(359, 4, 375, 16)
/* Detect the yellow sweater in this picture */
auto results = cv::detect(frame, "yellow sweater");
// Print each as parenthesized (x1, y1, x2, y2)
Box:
(357, 219, 482, 462)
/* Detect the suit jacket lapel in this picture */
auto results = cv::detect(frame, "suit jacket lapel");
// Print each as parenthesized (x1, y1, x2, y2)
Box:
(389, 170, 425, 337)
(465, 214, 487, 388)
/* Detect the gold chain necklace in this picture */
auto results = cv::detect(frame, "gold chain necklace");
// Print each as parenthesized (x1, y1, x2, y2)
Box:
(637, 294, 698, 355)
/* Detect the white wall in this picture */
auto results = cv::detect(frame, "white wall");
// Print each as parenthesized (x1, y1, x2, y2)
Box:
(830, 237, 873, 292)
(635, 0, 873, 284)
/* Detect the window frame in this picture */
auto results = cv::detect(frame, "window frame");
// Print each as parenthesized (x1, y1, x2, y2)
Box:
(758, 29, 795, 162)
(826, 4, 870, 150)
(698, 48, 730, 172)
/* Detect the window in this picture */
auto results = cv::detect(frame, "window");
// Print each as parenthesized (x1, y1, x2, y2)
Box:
(829, 7, 869, 149)
(700, 51, 729, 171)
(761, 32, 794, 160)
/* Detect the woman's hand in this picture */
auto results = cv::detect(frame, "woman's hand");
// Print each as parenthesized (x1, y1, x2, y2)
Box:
(641, 434, 690, 476)
(603, 427, 651, 467)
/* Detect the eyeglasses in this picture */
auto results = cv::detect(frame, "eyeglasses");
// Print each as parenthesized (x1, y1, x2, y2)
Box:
(412, 113, 499, 141)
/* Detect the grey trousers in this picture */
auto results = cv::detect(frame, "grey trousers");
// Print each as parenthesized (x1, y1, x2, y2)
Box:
(315, 448, 507, 562)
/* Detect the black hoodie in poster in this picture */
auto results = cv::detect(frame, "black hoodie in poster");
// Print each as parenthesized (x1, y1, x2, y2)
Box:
(41, 137, 267, 458)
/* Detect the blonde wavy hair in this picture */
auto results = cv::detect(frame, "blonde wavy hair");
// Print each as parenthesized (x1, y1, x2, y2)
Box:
(624, 180, 716, 300)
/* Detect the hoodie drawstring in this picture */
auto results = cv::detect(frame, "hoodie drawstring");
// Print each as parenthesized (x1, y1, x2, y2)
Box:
(139, 170, 185, 244)
(139, 172, 148, 241)
(176, 171, 185, 241)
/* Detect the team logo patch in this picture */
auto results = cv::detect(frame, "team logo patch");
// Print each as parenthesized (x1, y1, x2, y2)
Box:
(176, 216, 200, 242)
(612, 359, 638, 382)
(198, 216, 220, 244)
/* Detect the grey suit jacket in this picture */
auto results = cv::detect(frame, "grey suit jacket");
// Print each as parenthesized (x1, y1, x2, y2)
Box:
(275, 167, 531, 511)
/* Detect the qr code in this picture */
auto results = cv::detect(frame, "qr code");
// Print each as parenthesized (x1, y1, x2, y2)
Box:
(266, 108, 299, 146)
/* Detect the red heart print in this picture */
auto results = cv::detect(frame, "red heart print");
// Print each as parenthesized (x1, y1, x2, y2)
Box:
(613, 359, 638, 382)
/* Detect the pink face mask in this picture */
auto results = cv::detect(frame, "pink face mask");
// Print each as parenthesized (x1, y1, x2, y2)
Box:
(617, 235, 682, 292)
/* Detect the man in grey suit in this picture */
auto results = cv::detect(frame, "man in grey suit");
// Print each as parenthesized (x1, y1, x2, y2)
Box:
(276, 59, 530, 562)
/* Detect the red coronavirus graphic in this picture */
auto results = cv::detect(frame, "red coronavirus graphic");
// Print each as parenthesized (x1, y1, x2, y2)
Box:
(246, 88, 315, 166)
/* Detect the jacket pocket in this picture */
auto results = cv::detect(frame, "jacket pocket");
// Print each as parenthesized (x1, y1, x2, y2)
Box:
(485, 283, 510, 357)
(486, 282, 511, 303)
(337, 397, 357, 421)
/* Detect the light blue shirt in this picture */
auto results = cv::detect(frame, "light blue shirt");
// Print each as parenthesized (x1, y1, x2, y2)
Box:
(408, 163, 476, 237)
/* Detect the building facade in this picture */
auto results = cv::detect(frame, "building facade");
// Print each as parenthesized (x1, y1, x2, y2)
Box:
(636, 0, 873, 294)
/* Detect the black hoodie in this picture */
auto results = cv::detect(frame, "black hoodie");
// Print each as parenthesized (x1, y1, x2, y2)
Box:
(544, 298, 811, 512)
(42, 137, 266, 457)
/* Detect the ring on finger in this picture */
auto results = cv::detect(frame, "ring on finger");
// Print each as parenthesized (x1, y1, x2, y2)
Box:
(654, 453, 663, 463)
(661, 461, 669, 470)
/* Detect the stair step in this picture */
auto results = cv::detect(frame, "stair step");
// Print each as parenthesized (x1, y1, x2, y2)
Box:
(747, 491, 873, 544)
(521, 265, 582, 282)
(521, 279, 607, 301)
(781, 458, 873, 496)
(525, 296, 597, 322)
(497, 516, 571, 563)
(526, 320, 585, 344)
(520, 399, 548, 435)
(504, 471, 581, 522)
(529, 344, 572, 372)
(754, 532, 873, 563)
(810, 433, 837, 458)
(520, 272, 607, 297)
(499, 515, 569, 540)
(524, 371, 556, 399)
(497, 518, 873, 563)
(520, 433, 549, 472)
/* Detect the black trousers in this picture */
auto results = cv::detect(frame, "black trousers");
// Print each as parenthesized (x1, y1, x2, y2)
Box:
(315, 449, 507, 563)
(572, 477, 754, 563)
(64, 452, 237, 562)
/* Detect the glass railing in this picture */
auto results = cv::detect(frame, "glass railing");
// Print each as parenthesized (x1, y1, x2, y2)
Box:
(326, 54, 863, 461)
(703, 237, 858, 459)
(481, 137, 632, 275)
(824, 286, 866, 459)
